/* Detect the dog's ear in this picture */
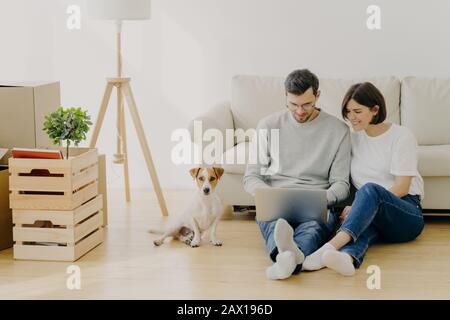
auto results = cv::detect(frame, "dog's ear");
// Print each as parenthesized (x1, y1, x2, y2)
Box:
(212, 167, 224, 179)
(189, 167, 201, 179)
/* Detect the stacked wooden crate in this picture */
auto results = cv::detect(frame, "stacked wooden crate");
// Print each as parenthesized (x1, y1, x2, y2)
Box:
(9, 148, 103, 261)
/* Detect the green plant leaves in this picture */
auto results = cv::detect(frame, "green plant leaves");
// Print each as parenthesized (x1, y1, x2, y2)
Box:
(43, 106, 93, 150)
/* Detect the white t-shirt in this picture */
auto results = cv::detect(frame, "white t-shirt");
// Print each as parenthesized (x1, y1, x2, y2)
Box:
(350, 123, 424, 198)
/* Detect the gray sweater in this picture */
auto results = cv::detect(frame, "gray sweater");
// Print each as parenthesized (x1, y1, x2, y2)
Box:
(243, 109, 351, 206)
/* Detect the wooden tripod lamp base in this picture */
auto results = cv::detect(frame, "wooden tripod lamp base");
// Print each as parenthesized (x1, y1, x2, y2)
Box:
(89, 77, 169, 217)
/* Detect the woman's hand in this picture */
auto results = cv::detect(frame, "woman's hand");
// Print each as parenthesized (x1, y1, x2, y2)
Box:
(340, 206, 352, 224)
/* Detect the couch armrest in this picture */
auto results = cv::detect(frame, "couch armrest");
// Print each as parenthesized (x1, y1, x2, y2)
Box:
(187, 101, 234, 154)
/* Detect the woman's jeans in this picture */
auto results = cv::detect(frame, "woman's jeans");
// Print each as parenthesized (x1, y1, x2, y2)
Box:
(257, 208, 339, 264)
(339, 182, 424, 267)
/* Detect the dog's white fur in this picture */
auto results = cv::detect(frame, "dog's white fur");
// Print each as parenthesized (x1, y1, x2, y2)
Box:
(150, 167, 224, 247)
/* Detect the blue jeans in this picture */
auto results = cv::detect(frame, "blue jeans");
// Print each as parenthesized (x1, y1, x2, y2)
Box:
(339, 182, 424, 268)
(257, 209, 339, 266)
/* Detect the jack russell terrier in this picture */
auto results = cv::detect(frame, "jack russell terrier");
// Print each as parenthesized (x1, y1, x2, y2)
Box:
(150, 167, 225, 247)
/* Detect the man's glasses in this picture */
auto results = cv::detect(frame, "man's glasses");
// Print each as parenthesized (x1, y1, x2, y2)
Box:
(286, 101, 316, 112)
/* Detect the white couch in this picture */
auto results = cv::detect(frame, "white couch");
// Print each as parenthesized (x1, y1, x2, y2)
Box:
(188, 75, 450, 213)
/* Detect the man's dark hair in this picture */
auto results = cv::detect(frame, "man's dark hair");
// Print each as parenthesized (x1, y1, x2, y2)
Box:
(284, 69, 319, 96)
(341, 82, 387, 124)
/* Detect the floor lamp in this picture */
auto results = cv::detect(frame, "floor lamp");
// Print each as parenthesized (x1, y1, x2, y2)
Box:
(88, 0, 168, 216)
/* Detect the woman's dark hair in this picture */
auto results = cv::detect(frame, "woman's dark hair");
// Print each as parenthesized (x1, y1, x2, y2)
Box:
(341, 82, 386, 124)
(285, 69, 319, 96)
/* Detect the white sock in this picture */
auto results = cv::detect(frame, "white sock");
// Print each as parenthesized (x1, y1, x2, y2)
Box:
(266, 251, 297, 280)
(274, 218, 305, 265)
(302, 242, 336, 271)
(323, 250, 355, 276)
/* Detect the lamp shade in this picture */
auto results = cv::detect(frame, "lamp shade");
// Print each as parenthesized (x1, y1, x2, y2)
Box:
(88, 0, 151, 21)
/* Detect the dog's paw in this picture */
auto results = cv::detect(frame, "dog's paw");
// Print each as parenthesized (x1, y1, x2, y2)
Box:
(190, 240, 200, 248)
(211, 240, 222, 246)
(153, 239, 163, 246)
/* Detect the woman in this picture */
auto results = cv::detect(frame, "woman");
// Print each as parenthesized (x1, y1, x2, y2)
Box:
(302, 82, 425, 276)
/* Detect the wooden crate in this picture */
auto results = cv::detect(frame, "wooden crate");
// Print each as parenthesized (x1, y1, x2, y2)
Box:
(13, 195, 103, 261)
(9, 148, 98, 211)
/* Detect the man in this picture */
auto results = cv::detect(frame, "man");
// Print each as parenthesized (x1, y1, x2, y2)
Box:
(243, 69, 351, 280)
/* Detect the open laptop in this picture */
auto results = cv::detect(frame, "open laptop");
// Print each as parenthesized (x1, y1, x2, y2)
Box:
(255, 187, 329, 223)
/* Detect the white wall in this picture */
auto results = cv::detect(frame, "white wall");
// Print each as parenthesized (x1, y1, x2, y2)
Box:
(1, 0, 450, 190)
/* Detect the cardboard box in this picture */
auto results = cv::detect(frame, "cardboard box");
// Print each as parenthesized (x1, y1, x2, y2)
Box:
(0, 166, 13, 251)
(0, 82, 61, 154)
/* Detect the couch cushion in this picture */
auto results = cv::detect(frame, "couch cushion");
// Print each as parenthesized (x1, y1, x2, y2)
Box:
(231, 75, 285, 143)
(401, 77, 450, 145)
(231, 75, 400, 143)
(418, 145, 450, 176)
(221, 142, 248, 175)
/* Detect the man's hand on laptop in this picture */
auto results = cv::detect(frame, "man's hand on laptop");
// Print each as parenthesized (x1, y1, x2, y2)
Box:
(340, 206, 352, 224)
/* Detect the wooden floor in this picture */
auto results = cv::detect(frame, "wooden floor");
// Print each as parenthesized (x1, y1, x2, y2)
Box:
(1, 189, 450, 300)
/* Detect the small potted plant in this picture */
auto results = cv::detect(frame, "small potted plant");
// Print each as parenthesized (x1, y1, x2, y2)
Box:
(43, 107, 93, 159)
